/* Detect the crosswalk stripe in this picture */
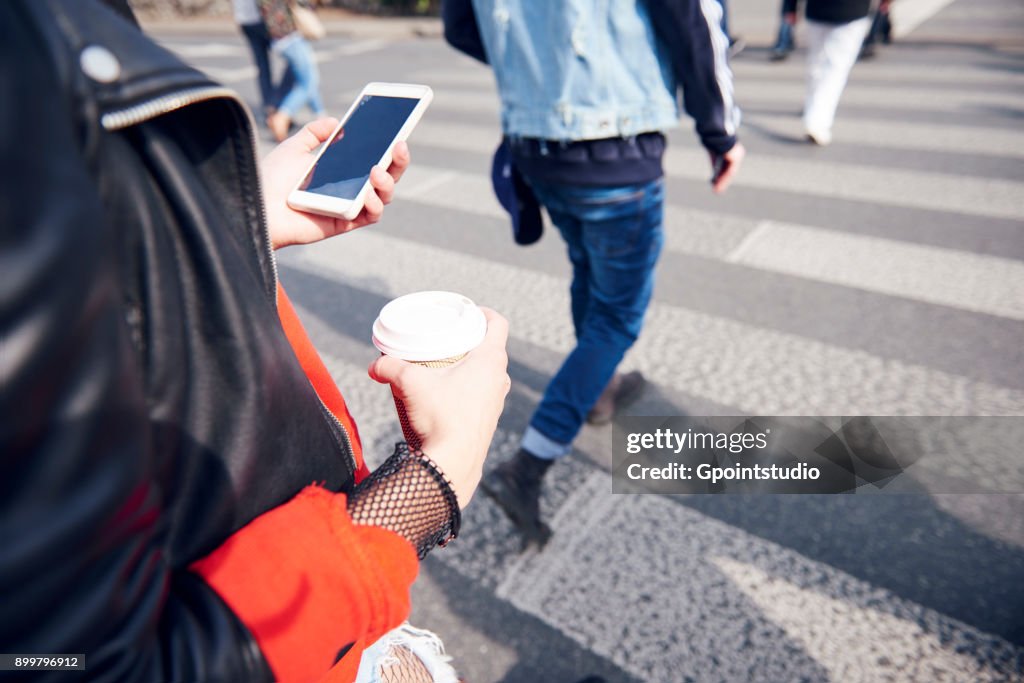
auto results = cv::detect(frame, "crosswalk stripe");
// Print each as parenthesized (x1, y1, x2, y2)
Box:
(201, 64, 257, 84)
(159, 42, 248, 58)
(496, 470, 1021, 682)
(734, 60, 1023, 88)
(161, 39, 389, 85)
(727, 220, 1024, 320)
(396, 162, 754, 259)
(665, 147, 1024, 220)
(746, 112, 1024, 158)
(890, 0, 959, 37)
(395, 162, 1024, 318)
(319, 39, 390, 58)
(408, 118, 1024, 220)
(284, 230, 1024, 415)
(736, 78, 1024, 109)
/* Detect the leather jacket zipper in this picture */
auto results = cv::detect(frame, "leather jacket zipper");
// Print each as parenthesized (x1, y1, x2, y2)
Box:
(102, 86, 358, 470)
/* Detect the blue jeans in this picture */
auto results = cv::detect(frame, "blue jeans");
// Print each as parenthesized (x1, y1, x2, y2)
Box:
(240, 22, 294, 112)
(276, 35, 325, 118)
(521, 178, 665, 459)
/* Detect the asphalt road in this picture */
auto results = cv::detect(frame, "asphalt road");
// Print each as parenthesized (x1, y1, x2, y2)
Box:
(151, 0, 1024, 680)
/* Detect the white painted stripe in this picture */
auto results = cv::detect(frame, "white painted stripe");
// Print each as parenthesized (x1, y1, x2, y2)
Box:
(397, 163, 754, 259)
(398, 169, 461, 200)
(495, 470, 1022, 682)
(735, 79, 1024, 109)
(728, 221, 1024, 320)
(730, 60, 1024, 88)
(318, 39, 390, 59)
(162, 42, 248, 58)
(408, 119, 1024, 220)
(412, 120, 497, 153)
(410, 69, 495, 88)
(201, 65, 257, 84)
(724, 220, 773, 263)
(288, 230, 1024, 415)
(396, 165, 505, 221)
(416, 89, 501, 116)
(664, 147, 1024, 220)
(747, 112, 1024, 158)
(890, 0, 959, 37)
(167, 41, 387, 85)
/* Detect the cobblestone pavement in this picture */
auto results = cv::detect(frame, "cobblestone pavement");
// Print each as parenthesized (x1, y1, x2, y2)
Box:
(153, 0, 1024, 680)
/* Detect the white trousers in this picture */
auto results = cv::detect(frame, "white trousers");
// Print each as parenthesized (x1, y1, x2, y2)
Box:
(803, 17, 872, 135)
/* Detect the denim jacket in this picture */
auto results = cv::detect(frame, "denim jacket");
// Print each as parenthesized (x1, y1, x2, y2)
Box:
(450, 0, 738, 154)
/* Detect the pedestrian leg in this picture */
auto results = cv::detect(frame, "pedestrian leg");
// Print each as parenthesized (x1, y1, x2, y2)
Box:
(803, 17, 871, 145)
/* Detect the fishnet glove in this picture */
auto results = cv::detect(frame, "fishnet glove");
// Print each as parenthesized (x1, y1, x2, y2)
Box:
(378, 645, 433, 683)
(347, 443, 461, 560)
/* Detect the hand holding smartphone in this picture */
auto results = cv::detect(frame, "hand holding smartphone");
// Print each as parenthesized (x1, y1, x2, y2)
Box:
(288, 82, 433, 220)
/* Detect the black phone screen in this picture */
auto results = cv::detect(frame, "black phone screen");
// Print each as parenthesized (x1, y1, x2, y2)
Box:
(300, 95, 420, 201)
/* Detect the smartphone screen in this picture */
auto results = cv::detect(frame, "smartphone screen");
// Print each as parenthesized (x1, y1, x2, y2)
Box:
(299, 95, 420, 200)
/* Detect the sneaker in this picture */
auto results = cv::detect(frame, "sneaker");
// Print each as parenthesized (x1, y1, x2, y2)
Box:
(805, 128, 832, 146)
(587, 371, 646, 425)
(480, 449, 553, 550)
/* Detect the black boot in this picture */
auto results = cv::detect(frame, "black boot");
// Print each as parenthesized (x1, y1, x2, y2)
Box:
(481, 448, 554, 550)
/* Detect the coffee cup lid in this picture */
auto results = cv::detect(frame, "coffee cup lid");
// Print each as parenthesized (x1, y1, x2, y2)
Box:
(372, 291, 487, 361)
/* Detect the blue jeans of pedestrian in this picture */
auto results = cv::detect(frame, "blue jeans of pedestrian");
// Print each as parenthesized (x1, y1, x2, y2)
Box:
(276, 35, 325, 118)
(240, 22, 294, 113)
(521, 177, 665, 459)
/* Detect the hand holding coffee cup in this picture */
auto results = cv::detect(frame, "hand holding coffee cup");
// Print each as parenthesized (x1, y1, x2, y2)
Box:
(369, 292, 511, 508)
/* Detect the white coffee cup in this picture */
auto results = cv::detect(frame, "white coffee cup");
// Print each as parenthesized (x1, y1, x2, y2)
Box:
(373, 291, 487, 448)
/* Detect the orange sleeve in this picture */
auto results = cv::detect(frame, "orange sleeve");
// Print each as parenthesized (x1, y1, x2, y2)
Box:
(191, 486, 419, 682)
(189, 286, 416, 680)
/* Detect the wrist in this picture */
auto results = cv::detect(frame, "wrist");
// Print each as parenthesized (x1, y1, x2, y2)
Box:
(347, 443, 462, 559)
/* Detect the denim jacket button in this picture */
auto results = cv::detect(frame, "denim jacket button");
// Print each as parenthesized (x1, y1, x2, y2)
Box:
(80, 45, 121, 83)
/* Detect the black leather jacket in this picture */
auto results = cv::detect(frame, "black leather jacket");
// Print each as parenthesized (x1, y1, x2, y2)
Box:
(1, 1, 358, 680)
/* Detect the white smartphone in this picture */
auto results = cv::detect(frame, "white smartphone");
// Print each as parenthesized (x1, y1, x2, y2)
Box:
(287, 82, 433, 220)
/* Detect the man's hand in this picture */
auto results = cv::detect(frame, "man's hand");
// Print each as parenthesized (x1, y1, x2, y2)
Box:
(368, 308, 511, 509)
(710, 142, 746, 194)
(260, 118, 411, 249)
